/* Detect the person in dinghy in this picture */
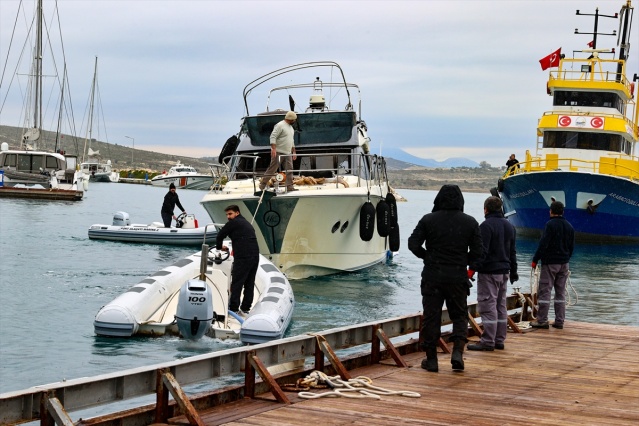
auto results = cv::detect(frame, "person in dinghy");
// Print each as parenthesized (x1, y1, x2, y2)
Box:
(215, 205, 259, 317)
(161, 183, 186, 228)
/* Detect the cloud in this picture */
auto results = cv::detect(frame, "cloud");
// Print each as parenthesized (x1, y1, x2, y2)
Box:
(1, 0, 636, 166)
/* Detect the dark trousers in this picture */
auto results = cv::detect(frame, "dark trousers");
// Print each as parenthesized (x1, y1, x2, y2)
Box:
(420, 280, 469, 350)
(229, 256, 259, 312)
(161, 211, 172, 228)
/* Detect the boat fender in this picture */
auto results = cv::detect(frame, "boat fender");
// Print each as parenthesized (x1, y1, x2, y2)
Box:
(386, 192, 398, 228)
(490, 187, 500, 197)
(219, 135, 239, 164)
(359, 201, 376, 241)
(497, 178, 504, 192)
(376, 199, 390, 237)
(389, 223, 400, 252)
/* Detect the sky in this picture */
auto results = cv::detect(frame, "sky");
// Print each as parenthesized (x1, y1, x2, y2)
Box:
(1, 0, 638, 168)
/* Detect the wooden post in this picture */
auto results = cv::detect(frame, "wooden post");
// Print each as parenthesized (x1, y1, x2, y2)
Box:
(155, 368, 170, 424)
(371, 324, 381, 364)
(245, 350, 256, 398)
(468, 312, 483, 336)
(316, 335, 350, 380)
(162, 371, 206, 426)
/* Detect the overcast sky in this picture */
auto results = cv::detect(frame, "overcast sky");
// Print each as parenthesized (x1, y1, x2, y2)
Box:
(1, 0, 637, 167)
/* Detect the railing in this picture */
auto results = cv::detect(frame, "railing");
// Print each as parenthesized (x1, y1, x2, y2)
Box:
(0, 296, 527, 425)
(504, 152, 639, 182)
(214, 152, 390, 193)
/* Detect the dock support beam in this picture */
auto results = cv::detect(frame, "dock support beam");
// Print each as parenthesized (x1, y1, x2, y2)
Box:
(244, 350, 290, 404)
(371, 325, 408, 367)
(155, 368, 205, 426)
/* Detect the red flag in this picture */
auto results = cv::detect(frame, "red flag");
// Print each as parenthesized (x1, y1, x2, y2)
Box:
(587, 40, 594, 48)
(539, 48, 562, 70)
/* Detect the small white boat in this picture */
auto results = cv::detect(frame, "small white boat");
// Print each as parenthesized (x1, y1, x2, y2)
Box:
(93, 242, 295, 344)
(88, 212, 216, 246)
(80, 159, 119, 183)
(151, 161, 213, 190)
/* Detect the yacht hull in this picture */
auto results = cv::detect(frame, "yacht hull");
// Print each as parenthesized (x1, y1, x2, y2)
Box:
(201, 187, 390, 279)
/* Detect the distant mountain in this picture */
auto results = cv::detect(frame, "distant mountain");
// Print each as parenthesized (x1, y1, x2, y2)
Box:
(378, 147, 479, 168)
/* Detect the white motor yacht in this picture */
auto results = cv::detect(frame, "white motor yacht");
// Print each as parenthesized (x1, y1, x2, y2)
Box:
(151, 161, 213, 190)
(200, 62, 400, 279)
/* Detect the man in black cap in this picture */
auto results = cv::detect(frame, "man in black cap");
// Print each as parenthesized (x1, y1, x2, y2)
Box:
(161, 182, 185, 228)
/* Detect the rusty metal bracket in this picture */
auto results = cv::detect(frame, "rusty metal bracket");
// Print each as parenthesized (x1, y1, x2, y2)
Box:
(155, 368, 205, 426)
(376, 327, 408, 367)
(316, 335, 351, 380)
(246, 352, 291, 404)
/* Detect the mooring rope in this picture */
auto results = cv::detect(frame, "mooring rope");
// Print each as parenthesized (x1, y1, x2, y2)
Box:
(295, 370, 420, 400)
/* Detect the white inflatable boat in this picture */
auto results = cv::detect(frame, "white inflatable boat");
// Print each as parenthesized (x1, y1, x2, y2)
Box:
(88, 212, 217, 246)
(93, 242, 295, 344)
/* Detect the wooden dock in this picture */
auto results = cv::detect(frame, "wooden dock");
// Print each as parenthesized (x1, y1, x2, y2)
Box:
(172, 322, 638, 426)
(2, 307, 637, 426)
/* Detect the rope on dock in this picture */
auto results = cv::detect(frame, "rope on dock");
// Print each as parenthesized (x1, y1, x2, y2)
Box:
(295, 370, 420, 400)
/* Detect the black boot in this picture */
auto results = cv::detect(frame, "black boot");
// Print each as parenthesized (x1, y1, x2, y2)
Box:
(421, 347, 438, 372)
(451, 340, 465, 371)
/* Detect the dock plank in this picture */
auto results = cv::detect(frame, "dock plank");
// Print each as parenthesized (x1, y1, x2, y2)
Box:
(180, 321, 638, 425)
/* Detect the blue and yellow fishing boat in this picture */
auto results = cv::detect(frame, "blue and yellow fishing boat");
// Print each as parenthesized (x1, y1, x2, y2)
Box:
(497, 1, 639, 241)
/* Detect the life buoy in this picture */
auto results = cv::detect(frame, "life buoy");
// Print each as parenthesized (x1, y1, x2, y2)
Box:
(219, 135, 239, 164)
(386, 192, 398, 228)
(389, 224, 400, 252)
(359, 201, 376, 241)
(376, 199, 390, 237)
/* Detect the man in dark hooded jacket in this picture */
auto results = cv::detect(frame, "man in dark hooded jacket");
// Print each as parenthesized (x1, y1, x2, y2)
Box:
(468, 196, 517, 351)
(408, 184, 483, 372)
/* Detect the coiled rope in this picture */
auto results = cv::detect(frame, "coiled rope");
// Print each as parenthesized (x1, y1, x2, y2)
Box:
(295, 371, 420, 400)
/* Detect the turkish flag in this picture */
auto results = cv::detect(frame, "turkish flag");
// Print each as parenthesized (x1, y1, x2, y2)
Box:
(539, 48, 562, 70)
(587, 40, 594, 48)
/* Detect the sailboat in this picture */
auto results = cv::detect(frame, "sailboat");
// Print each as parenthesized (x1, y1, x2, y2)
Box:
(80, 57, 119, 183)
(0, 0, 87, 200)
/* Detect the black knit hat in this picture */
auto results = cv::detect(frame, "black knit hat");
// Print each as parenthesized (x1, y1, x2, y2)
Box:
(169, 183, 176, 189)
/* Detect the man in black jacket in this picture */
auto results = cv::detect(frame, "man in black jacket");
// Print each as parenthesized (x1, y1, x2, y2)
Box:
(161, 183, 185, 228)
(468, 196, 517, 351)
(408, 185, 483, 372)
(216, 205, 259, 316)
(530, 201, 575, 329)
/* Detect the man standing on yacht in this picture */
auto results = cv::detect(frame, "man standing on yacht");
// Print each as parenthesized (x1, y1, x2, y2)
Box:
(259, 111, 298, 192)
(215, 205, 259, 316)
(160, 182, 185, 228)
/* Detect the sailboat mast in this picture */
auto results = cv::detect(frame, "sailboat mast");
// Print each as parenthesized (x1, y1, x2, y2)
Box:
(34, 0, 43, 136)
(83, 56, 98, 162)
(55, 64, 67, 153)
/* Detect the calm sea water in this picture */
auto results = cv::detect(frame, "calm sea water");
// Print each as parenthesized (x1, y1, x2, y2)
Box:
(0, 184, 637, 394)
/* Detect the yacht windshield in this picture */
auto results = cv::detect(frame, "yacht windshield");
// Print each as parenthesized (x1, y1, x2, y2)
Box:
(245, 112, 356, 147)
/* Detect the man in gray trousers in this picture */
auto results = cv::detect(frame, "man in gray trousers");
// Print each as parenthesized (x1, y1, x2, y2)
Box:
(468, 196, 518, 351)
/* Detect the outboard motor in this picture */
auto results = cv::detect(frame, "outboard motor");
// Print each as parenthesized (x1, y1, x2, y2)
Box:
(113, 211, 130, 226)
(175, 279, 213, 340)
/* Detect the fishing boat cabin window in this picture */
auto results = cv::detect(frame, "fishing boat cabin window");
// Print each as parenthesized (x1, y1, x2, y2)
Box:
(554, 91, 623, 112)
(544, 131, 630, 155)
